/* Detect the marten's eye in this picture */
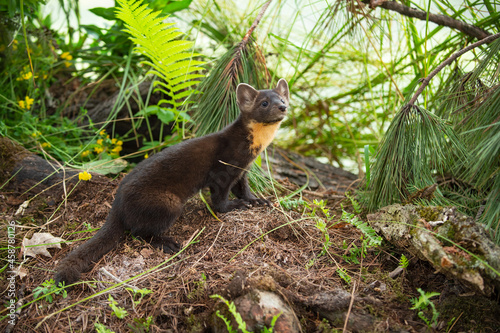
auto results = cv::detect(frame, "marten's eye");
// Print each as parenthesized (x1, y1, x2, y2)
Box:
(261, 101, 269, 107)
(280, 99, 285, 104)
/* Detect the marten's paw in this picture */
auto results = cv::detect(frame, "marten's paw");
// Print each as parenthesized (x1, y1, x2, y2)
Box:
(54, 266, 81, 288)
(151, 236, 180, 254)
(246, 198, 271, 207)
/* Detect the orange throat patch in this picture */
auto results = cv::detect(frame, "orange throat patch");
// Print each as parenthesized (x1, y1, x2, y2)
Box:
(247, 120, 282, 156)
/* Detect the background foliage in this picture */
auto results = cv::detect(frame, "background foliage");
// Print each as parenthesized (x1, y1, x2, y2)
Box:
(1, 0, 499, 240)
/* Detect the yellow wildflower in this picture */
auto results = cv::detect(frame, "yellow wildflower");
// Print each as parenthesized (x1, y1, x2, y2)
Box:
(111, 138, 117, 144)
(97, 139, 103, 145)
(99, 129, 106, 136)
(78, 171, 92, 181)
(16, 71, 33, 81)
(81, 150, 91, 157)
(19, 96, 34, 110)
(41, 142, 51, 148)
(61, 52, 73, 60)
(116, 140, 123, 146)
(12, 39, 18, 51)
(94, 146, 104, 154)
(144, 153, 149, 159)
(61, 52, 73, 67)
(24, 96, 34, 109)
(111, 146, 122, 154)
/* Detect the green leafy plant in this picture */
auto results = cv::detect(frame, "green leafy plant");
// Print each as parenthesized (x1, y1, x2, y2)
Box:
(187, 272, 207, 300)
(336, 267, 351, 285)
(345, 192, 361, 214)
(340, 205, 382, 247)
(128, 316, 153, 333)
(305, 199, 335, 269)
(95, 323, 115, 333)
(399, 254, 409, 269)
(410, 288, 441, 329)
(211, 294, 281, 333)
(310, 199, 335, 222)
(32, 279, 67, 303)
(108, 295, 129, 319)
(278, 198, 308, 211)
(341, 239, 368, 265)
(126, 287, 152, 307)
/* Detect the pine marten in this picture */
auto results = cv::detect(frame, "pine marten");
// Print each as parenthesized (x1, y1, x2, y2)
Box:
(55, 79, 289, 286)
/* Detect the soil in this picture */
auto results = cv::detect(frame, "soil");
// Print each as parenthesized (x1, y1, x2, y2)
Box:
(1, 166, 499, 333)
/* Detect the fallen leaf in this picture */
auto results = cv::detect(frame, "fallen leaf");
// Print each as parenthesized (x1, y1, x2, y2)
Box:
(440, 256, 454, 269)
(22, 232, 65, 258)
(15, 266, 28, 279)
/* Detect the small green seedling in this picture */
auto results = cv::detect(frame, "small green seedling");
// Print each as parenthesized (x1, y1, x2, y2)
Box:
(108, 295, 128, 319)
(95, 323, 114, 333)
(211, 294, 281, 333)
(410, 288, 440, 328)
(126, 287, 152, 307)
(128, 316, 153, 333)
(187, 272, 207, 300)
(32, 279, 67, 303)
(337, 267, 351, 285)
(399, 254, 409, 269)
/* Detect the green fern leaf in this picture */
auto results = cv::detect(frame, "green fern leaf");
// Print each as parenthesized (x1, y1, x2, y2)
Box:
(115, 0, 205, 113)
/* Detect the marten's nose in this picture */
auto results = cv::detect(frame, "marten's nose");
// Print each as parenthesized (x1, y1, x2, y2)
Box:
(279, 104, 287, 112)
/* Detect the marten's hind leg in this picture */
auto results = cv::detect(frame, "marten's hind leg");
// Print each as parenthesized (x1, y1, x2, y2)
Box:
(125, 201, 183, 253)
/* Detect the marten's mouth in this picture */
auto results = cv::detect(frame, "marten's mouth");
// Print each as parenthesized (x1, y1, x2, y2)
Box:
(263, 116, 286, 124)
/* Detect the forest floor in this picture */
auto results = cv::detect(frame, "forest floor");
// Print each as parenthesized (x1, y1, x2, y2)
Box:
(1, 165, 500, 333)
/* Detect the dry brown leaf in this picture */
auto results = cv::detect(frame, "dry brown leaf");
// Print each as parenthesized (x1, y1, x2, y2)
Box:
(15, 266, 28, 279)
(22, 232, 65, 258)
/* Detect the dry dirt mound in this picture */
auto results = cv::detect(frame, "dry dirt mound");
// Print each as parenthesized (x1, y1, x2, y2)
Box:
(1, 141, 499, 332)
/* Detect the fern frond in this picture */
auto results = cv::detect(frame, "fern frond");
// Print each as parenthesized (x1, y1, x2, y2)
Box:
(342, 209, 382, 247)
(115, 0, 204, 113)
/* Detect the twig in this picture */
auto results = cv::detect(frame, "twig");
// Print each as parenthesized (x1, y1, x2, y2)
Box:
(363, 0, 491, 41)
(343, 281, 357, 333)
(389, 266, 404, 279)
(99, 268, 139, 291)
(302, 189, 345, 199)
(182, 229, 200, 249)
(241, 0, 273, 47)
(408, 32, 500, 105)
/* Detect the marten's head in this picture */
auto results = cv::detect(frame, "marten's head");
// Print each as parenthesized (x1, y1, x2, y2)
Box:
(236, 79, 289, 124)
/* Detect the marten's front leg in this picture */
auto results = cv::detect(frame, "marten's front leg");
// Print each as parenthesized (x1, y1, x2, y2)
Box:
(231, 173, 271, 207)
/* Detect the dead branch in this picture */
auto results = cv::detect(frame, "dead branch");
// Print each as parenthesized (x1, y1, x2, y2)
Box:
(363, 0, 491, 41)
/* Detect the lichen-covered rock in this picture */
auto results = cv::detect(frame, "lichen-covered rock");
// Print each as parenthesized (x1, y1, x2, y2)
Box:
(368, 204, 500, 296)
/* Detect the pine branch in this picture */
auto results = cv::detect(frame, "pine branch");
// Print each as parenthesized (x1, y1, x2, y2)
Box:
(408, 32, 500, 105)
(192, 0, 273, 136)
(362, 0, 491, 41)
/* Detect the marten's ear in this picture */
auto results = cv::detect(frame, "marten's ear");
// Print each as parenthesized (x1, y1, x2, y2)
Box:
(236, 83, 259, 113)
(275, 79, 289, 105)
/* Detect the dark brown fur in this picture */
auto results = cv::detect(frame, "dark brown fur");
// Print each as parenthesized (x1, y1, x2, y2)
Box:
(55, 79, 290, 286)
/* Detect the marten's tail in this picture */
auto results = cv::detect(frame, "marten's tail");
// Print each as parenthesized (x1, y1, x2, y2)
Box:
(55, 211, 125, 287)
